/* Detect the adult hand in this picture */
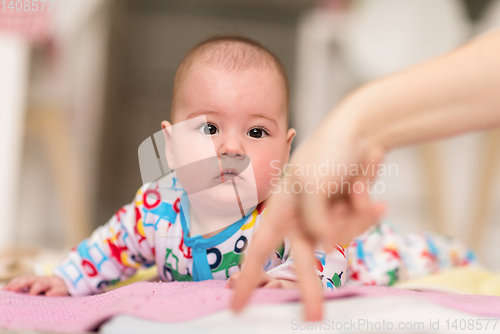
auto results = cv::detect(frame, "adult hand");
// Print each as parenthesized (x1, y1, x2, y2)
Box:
(232, 28, 500, 321)
(231, 108, 387, 320)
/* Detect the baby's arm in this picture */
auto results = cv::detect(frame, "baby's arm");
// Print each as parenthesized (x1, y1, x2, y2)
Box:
(51, 186, 158, 296)
(3, 185, 158, 296)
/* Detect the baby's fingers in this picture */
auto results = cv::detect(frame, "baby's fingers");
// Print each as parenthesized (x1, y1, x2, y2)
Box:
(45, 286, 69, 297)
(29, 280, 51, 296)
(3, 276, 37, 292)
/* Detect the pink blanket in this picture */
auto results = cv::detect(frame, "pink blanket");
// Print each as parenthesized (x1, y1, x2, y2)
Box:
(1, 281, 500, 332)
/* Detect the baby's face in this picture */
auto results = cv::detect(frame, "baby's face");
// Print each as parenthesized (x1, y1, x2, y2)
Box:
(165, 65, 295, 203)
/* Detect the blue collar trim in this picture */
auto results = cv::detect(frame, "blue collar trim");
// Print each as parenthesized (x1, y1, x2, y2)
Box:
(179, 192, 255, 281)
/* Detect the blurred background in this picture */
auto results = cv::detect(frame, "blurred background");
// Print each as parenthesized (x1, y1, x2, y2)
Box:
(1, 0, 500, 279)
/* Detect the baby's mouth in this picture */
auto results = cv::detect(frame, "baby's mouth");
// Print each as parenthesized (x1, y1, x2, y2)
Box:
(216, 168, 243, 182)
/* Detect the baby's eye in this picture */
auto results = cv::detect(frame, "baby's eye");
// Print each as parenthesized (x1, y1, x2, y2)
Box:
(247, 127, 268, 138)
(198, 123, 219, 135)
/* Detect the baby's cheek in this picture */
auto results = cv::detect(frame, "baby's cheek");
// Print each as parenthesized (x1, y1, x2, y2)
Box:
(252, 156, 285, 202)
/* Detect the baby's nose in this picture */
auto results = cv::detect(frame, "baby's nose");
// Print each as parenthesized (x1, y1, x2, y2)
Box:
(218, 136, 245, 158)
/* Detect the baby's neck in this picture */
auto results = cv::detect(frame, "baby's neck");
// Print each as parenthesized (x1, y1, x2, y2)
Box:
(200, 227, 225, 239)
(188, 205, 232, 239)
(187, 199, 263, 239)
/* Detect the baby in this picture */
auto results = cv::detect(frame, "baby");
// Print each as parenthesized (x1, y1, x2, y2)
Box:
(2, 36, 349, 296)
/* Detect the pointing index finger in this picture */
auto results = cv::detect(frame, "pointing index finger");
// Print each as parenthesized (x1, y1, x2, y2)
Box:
(231, 192, 291, 312)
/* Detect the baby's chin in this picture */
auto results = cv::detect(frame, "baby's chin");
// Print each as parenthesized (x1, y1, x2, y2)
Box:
(189, 182, 260, 214)
(188, 183, 244, 204)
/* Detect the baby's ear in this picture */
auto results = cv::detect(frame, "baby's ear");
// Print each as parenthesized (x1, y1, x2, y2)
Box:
(286, 128, 296, 146)
(285, 128, 296, 156)
(285, 129, 297, 164)
(161, 121, 175, 169)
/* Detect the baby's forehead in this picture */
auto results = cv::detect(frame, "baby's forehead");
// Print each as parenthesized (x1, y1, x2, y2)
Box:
(183, 61, 285, 90)
(172, 38, 289, 123)
(173, 69, 288, 126)
(181, 40, 288, 92)
(194, 64, 285, 95)
(177, 63, 288, 105)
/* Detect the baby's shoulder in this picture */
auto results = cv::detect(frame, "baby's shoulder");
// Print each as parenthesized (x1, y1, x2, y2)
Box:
(136, 171, 184, 205)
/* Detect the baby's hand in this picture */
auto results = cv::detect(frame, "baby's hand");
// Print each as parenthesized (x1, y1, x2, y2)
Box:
(226, 271, 297, 290)
(2, 275, 69, 296)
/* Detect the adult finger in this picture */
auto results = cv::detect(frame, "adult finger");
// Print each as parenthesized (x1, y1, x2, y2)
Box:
(231, 192, 290, 312)
(321, 201, 348, 252)
(262, 279, 281, 289)
(341, 201, 387, 241)
(349, 176, 370, 213)
(290, 232, 323, 321)
(349, 152, 383, 214)
(225, 272, 241, 289)
(231, 220, 285, 311)
(227, 271, 270, 290)
(300, 186, 334, 252)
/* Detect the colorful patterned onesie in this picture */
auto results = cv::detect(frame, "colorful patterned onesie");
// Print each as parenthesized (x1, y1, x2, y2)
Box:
(52, 172, 347, 296)
(53, 172, 477, 295)
(346, 222, 478, 286)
